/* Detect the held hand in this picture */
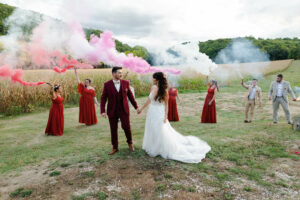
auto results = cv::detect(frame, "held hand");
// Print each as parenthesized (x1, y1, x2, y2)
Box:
(101, 113, 107, 118)
(164, 118, 167, 123)
(137, 108, 142, 114)
(208, 101, 212, 106)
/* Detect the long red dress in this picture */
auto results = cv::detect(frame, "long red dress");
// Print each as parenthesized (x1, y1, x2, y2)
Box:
(45, 96, 64, 136)
(201, 87, 217, 123)
(78, 83, 97, 125)
(168, 88, 179, 121)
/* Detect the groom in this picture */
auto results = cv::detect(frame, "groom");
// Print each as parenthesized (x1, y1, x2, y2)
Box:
(100, 67, 138, 155)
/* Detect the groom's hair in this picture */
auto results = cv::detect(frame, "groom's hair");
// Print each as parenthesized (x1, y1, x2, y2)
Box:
(112, 67, 122, 74)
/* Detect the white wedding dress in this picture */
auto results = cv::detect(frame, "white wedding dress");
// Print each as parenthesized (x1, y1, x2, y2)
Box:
(142, 92, 211, 163)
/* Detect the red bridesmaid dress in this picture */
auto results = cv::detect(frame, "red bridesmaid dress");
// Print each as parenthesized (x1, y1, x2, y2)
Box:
(45, 96, 64, 136)
(201, 87, 217, 123)
(168, 88, 179, 121)
(78, 83, 97, 125)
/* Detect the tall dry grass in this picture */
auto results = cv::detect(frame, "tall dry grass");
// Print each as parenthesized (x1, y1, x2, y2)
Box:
(2, 69, 204, 116)
(0, 59, 295, 116)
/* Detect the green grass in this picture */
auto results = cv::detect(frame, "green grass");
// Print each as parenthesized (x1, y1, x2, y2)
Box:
(9, 187, 32, 198)
(49, 171, 61, 177)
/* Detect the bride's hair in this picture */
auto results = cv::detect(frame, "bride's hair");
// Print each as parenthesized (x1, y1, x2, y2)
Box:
(153, 72, 168, 103)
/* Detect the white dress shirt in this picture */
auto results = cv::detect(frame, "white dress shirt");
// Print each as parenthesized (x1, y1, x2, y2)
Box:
(277, 82, 283, 97)
(249, 86, 257, 100)
(113, 80, 120, 92)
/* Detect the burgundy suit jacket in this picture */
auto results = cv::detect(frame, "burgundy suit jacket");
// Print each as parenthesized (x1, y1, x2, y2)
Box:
(100, 79, 138, 117)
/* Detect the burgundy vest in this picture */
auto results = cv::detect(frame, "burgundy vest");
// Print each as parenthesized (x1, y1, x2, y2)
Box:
(115, 88, 124, 113)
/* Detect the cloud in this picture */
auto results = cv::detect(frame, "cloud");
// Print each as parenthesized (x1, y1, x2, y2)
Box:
(85, 8, 162, 38)
(0, 0, 299, 48)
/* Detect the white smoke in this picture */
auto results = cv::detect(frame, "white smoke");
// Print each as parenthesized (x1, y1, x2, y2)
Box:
(0, 8, 43, 67)
(150, 41, 218, 75)
(211, 38, 270, 80)
(0, 7, 93, 69)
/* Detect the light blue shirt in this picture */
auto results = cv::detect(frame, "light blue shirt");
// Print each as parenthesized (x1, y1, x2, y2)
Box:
(249, 86, 257, 100)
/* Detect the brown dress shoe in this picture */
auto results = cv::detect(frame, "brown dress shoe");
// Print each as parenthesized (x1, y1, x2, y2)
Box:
(244, 120, 249, 123)
(108, 149, 119, 155)
(128, 144, 135, 152)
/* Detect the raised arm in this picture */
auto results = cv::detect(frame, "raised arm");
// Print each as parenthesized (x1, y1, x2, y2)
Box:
(46, 83, 56, 100)
(241, 79, 249, 89)
(206, 76, 209, 87)
(74, 68, 80, 84)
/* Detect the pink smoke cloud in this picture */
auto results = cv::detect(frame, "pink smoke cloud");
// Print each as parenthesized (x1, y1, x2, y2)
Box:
(0, 65, 45, 86)
(68, 22, 181, 75)
(0, 14, 180, 87)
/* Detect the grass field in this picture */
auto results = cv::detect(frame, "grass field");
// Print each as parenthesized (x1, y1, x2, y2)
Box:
(0, 61, 300, 199)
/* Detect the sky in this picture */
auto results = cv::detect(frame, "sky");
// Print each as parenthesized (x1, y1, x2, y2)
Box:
(1, 0, 299, 48)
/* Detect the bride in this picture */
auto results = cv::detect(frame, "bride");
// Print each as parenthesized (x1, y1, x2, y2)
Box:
(137, 72, 211, 163)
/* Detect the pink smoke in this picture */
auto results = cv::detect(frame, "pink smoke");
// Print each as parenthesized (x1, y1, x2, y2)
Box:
(0, 15, 180, 87)
(85, 31, 181, 75)
(0, 65, 45, 86)
(67, 22, 181, 75)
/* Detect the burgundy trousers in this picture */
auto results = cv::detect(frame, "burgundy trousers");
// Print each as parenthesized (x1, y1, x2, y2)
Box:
(108, 111, 132, 149)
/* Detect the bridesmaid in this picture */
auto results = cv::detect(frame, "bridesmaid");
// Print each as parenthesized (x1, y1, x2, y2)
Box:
(45, 83, 64, 136)
(168, 83, 181, 121)
(74, 68, 99, 125)
(201, 76, 218, 123)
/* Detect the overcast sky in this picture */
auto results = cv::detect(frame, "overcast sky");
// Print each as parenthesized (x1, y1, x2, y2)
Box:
(1, 0, 299, 48)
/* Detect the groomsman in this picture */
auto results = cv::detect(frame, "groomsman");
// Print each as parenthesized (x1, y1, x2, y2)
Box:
(241, 79, 262, 123)
(268, 74, 296, 124)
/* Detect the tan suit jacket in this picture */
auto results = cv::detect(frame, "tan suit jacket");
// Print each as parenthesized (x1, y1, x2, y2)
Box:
(242, 83, 262, 105)
(268, 81, 295, 102)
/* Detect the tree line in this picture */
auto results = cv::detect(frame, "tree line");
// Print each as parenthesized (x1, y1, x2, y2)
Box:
(199, 37, 300, 63)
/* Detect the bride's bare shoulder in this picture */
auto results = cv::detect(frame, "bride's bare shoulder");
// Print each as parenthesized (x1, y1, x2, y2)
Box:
(151, 85, 158, 91)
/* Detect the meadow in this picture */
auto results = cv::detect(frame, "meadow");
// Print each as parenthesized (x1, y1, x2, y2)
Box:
(0, 60, 299, 199)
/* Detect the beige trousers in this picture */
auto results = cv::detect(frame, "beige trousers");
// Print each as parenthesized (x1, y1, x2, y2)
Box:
(273, 97, 291, 123)
(245, 99, 255, 121)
